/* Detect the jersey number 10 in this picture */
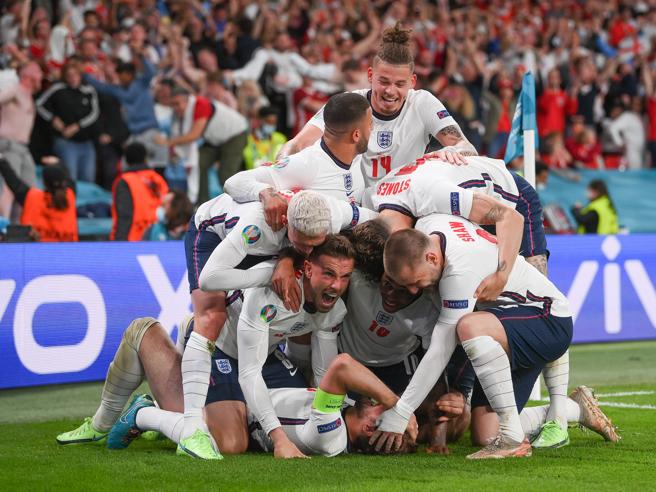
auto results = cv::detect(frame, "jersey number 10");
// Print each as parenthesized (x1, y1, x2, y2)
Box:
(371, 156, 392, 178)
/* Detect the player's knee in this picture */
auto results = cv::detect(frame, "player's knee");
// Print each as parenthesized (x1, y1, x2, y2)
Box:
(217, 433, 248, 455)
(331, 353, 354, 373)
(123, 317, 159, 351)
(456, 314, 479, 342)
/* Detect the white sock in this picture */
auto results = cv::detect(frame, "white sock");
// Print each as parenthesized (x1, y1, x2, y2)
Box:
(92, 338, 144, 432)
(521, 398, 582, 437)
(136, 407, 185, 443)
(181, 331, 212, 439)
(543, 350, 570, 430)
(462, 336, 525, 443)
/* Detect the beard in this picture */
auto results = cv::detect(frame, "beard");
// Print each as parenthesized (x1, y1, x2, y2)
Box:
(356, 135, 369, 154)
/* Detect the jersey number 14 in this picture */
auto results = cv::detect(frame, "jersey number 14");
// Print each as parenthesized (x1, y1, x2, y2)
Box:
(371, 156, 392, 178)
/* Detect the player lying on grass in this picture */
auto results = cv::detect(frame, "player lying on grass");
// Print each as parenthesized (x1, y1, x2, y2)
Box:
(278, 23, 477, 202)
(369, 156, 574, 448)
(181, 190, 376, 458)
(371, 214, 574, 459)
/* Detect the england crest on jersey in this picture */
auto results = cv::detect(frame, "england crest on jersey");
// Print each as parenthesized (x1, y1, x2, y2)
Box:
(343, 173, 353, 191)
(377, 130, 393, 149)
(216, 359, 232, 374)
(376, 311, 394, 325)
(289, 322, 307, 334)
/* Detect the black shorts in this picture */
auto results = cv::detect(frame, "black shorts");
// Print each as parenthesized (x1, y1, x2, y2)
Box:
(366, 345, 425, 396)
(206, 347, 307, 405)
(470, 305, 573, 412)
(511, 172, 549, 258)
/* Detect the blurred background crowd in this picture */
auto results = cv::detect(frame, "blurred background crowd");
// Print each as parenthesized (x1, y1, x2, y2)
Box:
(1, 0, 655, 241)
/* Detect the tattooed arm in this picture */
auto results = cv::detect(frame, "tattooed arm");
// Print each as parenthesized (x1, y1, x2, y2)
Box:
(436, 125, 479, 156)
(468, 193, 524, 301)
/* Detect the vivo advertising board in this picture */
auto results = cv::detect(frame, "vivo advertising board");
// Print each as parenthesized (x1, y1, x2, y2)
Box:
(1, 235, 655, 389)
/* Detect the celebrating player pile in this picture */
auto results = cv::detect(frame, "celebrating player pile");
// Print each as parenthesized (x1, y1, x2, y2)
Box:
(56, 24, 619, 461)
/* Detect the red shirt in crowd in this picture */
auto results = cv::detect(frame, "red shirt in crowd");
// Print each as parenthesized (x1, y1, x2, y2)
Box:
(537, 89, 577, 137)
(565, 137, 602, 169)
(193, 96, 214, 121)
(648, 97, 656, 142)
(292, 86, 328, 136)
(609, 19, 636, 47)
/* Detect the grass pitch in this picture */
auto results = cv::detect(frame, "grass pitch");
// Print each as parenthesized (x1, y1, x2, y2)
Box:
(1, 341, 655, 491)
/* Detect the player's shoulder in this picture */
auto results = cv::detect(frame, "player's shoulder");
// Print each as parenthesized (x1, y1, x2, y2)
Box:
(314, 298, 347, 331)
(351, 88, 370, 98)
(408, 88, 439, 104)
(245, 286, 296, 326)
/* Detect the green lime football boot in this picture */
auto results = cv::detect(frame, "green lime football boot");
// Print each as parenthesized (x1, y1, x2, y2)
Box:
(532, 420, 570, 449)
(177, 429, 223, 460)
(56, 417, 108, 445)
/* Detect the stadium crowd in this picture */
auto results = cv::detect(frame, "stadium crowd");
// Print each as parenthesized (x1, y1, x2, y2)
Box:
(0, 0, 654, 241)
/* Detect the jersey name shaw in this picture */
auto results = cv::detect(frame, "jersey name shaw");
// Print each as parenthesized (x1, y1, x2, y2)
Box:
(449, 221, 474, 242)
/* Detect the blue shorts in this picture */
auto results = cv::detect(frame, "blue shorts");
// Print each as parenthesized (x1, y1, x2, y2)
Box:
(446, 345, 475, 401)
(184, 216, 274, 292)
(207, 346, 307, 405)
(470, 305, 573, 412)
(511, 172, 548, 258)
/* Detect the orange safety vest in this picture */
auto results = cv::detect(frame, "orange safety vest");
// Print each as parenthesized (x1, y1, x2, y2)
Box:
(20, 188, 78, 242)
(111, 169, 169, 241)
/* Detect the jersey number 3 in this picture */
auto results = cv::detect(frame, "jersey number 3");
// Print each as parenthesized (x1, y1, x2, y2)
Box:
(371, 156, 392, 178)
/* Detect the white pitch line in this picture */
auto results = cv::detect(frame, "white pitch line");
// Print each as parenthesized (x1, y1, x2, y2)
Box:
(597, 401, 656, 410)
(596, 391, 655, 397)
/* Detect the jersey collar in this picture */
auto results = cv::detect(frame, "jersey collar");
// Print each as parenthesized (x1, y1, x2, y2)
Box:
(303, 301, 317, 314)
(320, 138, 351, 171)
(367, 89, 405, 121)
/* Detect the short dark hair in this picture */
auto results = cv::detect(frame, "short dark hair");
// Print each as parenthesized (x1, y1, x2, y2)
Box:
(258, 106, 277, 119)
(536, 162, 549, 175)
(308, 234, 356, 263)
(116, 61, 136, 75)
(171, 86, 190, 97)
(383, 229, 430, 277)
(124, 142, 147, 166)
(323, 92, 370, 134)
(167, 190, 194, 230)
(349, 219, 390, 283)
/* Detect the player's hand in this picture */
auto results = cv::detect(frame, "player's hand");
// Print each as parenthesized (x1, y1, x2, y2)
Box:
(272, 431, 309, 459)
(474, 270, 508, 302)
(271, 257, 301, 312)
(369, 430, 403, 454)
(427, 443, 451, 455)
(423, 148, 468, 165)
(406, 414, 419, 442)
(259, 189, 288, 231)
(435, 391, 465, 422)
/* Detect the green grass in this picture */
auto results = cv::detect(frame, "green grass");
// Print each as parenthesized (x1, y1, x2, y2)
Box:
(1, 342, 655, 491)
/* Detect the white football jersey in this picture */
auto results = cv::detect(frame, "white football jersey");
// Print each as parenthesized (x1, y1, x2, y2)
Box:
(224, 139, 365, 205)
(414, 214, 571, 326)
(195, 193, 376, 259)
(217, 275, 346, 359)
(310, 89, 457, 192)
(249, 387, 348, 457)
(338, 271, 440, 366)
(371, 156, 520, 219)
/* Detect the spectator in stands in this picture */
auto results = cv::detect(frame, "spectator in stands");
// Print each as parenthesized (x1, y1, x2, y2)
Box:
(642, 59, 656, 168)
(602, 100, 646, 169)
(243, 106, 287, 169)
(36, 61, 100, 182)
(535, 162, 550, 191)
(484, 77, 516, 159)
(83, 53, 167, 169)
(157, 87, 248, 204)
(572, 179, 619, 235)
(538, 68, 578, 139)
(110, 142, 168, 242)
(541, 132, 573, 169)
(0, 155, 78, 242)
(95, 91, 129, 190)
(566, 116, 604, 169)
(0, 62, 42, 219)
(143, 190, 193, 241)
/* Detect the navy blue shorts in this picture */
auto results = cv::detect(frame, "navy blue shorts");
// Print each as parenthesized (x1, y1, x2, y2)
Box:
(446, 345, 475, 401)
(206, 346, 307, 405)
(366, 345, 425, 396)
(184, 216, 275, 292)
(511, 172, 548, 258)
(470, 305, 572, 412)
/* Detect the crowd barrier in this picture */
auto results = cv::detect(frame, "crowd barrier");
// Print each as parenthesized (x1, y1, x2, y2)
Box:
(1, 234, 655, 389)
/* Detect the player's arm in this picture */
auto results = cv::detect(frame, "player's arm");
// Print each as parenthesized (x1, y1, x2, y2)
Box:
(237, 310, 307, 458)
(277, 112, 324, 158)
(419, 91, 478, 164)
(198, 224, 276, 291)
(468, 193, 524, 301)
(327, 195, 379, 232)
(310, 328, 339, 386)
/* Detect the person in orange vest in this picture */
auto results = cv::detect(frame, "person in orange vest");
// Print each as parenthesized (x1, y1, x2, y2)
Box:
(0, 154, 78, 242)
(111, 142, 169, 241)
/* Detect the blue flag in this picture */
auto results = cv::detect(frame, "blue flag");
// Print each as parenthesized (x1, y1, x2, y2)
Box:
(504, 71, 539, 163)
